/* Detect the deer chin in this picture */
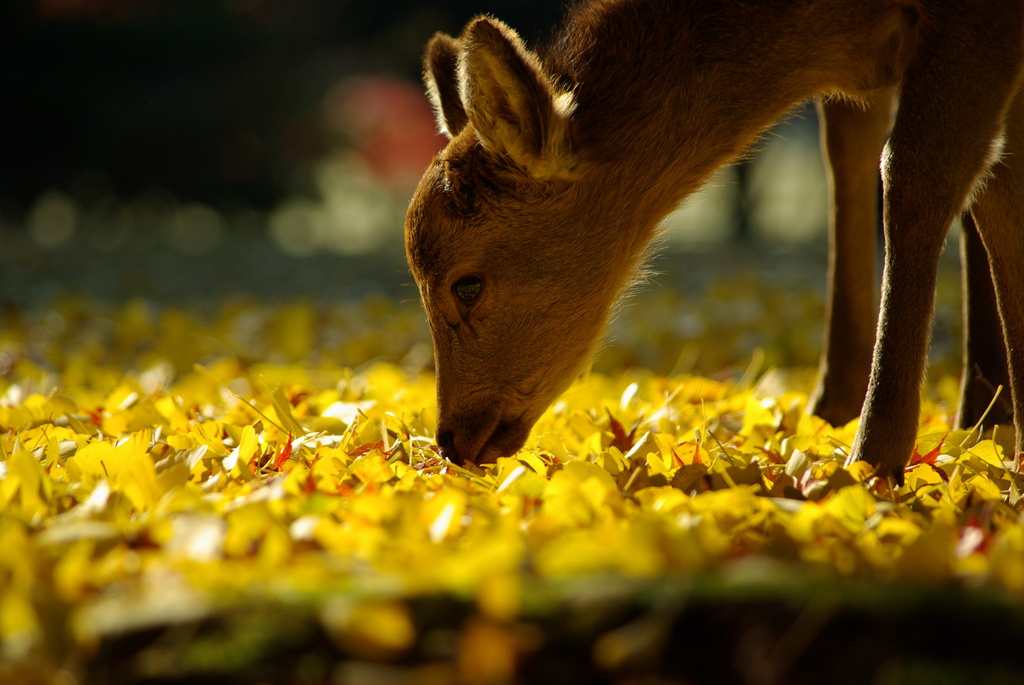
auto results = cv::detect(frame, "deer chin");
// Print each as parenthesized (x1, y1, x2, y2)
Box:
(436, 407, 535, 467)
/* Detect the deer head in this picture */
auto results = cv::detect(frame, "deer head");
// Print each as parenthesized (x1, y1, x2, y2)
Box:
(405, 17, 634, 466)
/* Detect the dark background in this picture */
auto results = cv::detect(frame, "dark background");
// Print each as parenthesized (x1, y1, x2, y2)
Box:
(2, 0, 566, 209)
(2, 0, 654, 303)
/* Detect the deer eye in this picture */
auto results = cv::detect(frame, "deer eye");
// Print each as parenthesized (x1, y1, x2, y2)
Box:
(453, 276, 483, 307)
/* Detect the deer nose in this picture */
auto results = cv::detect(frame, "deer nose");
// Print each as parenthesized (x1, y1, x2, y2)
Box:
(436, 429, 462, 464)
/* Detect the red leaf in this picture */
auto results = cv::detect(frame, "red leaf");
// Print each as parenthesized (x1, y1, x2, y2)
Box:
(289, 390, 310, 406)
(607, 409, 636, 452)
(273, 432, 294, 470)
(349, 440, 385, 457)
(960, 502, 996, 555)
(755, 446, 785, 465)
(908, 433, 947, 467)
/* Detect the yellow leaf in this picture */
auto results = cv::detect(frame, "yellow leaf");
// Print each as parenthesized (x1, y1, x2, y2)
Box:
(0, 450, 50, 520)
(271, 385, 305, 436)
(945, 467, 969, 508)
(965, 440, 1006, 470)
(635, 485, 690, 514)
(845, 460, 876, 483)
(121, 448, 164, 511)
(538, 433, 570, 463)
(675, 442, 711, 467)
(348, 452, 395, 484)
(740, 396, 779, 445)
(905, 463, 944, 494)
(544, 461, 621, 525)
(876, 516, 922, 546)
(601, 448, 628, 476)
(67, 441, 121, 485)
(224, 424, 259, 480)
(517, 451, 549, 476)
(968, 475, 1004, 502)
(622, 432, 658, 464)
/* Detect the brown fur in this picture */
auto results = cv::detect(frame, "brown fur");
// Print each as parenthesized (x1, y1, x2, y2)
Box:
(405, 0, 1024, 484)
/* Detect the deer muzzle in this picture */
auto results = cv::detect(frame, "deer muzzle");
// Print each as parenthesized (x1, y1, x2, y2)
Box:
(435, 411, 532, 466)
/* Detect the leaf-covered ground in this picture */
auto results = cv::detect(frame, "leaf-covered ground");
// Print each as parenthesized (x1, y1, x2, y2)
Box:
(2, 275, 1023, 684)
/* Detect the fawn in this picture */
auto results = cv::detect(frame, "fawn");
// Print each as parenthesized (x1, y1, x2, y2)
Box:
(405, 0, 1024, 485)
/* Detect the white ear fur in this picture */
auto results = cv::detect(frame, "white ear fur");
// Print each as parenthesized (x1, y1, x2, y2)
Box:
(424, 32, 469, 138)
(458, 17, 580, 179)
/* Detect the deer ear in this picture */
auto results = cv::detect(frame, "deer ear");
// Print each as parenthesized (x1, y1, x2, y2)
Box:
(424, 32, 469, 138)
(458, 17, 580, 179)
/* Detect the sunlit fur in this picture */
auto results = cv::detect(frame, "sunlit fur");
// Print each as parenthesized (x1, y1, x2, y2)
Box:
(406, 0, 1024, 482)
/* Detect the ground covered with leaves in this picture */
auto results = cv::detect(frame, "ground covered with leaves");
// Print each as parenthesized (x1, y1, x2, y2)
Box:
(2, 275, 1023, 684)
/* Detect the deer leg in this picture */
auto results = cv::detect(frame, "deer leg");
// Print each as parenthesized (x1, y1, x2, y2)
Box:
(808, 92, 893, 427)
(955, 212, 1013, 429)
(848, 15, 1024, 484)
(968, 86, 1024, 461)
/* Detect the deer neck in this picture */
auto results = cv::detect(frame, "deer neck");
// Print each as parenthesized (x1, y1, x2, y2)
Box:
(546, 1, 837, 258)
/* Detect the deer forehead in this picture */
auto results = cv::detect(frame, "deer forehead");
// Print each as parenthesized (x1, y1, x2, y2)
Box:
(405, 163, 468, 277)
(406, 165, 507, 284)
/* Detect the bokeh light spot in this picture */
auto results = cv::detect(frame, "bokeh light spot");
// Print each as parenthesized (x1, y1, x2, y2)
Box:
(28, 191, 77, 249)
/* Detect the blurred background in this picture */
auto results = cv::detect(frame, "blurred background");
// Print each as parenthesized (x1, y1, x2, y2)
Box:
(0, 0, 969, 377)
(0, 0, 839, 303)
(0, 0, 978, 411)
